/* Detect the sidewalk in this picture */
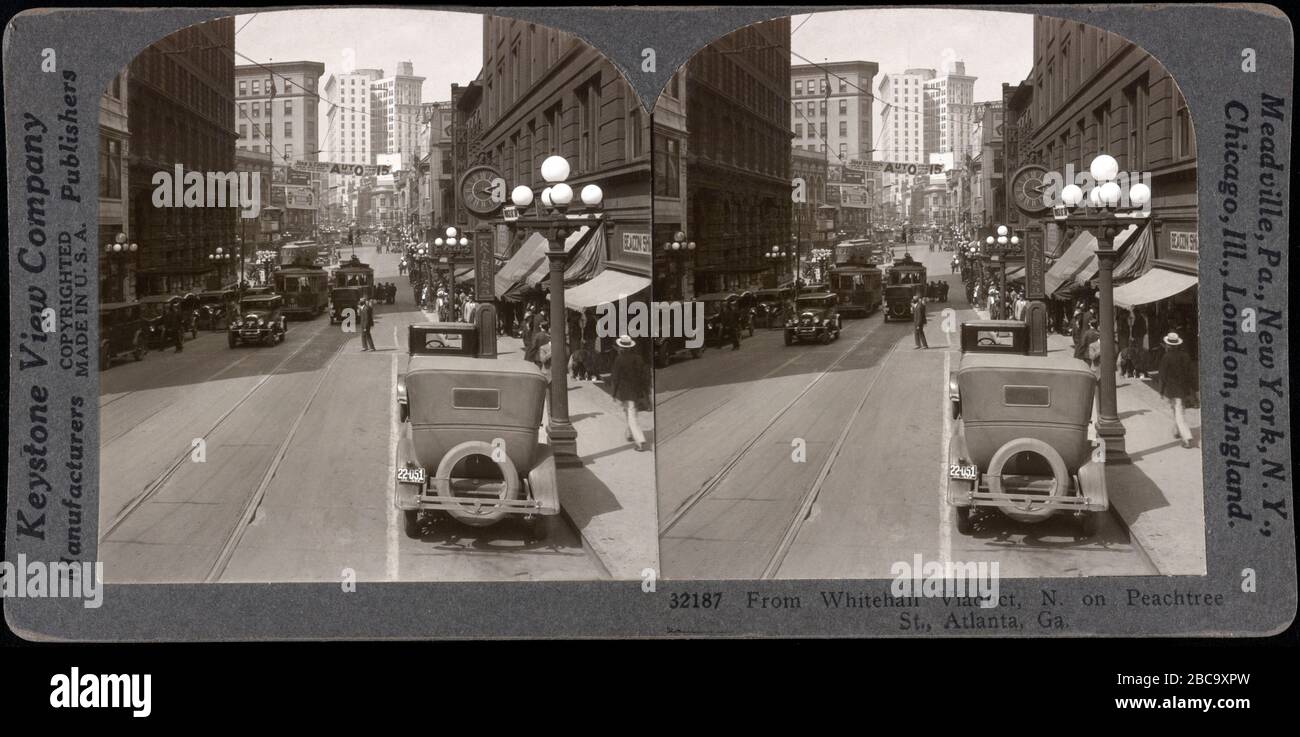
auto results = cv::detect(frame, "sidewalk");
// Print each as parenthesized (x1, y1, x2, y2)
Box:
(438, 313, 657, 579)
(1045, 332, 1206, 575)
(967, 309, 1206, 574)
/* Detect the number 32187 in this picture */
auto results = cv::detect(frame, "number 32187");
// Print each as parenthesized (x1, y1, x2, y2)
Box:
(669, 592, 722, 609)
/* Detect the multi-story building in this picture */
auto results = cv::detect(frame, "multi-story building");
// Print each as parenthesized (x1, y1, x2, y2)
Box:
(476, 17, 653, 288)
(790, 61, 877, 163)
(1023, 17, 1198, 345)
(653, 69, 691, 300)
(371, 61, 426, 171)
(234, 61, 324, 241)
(420, 100, 455, 230)
(922, 61, 979, 163)
(685, 18, 792, 292)
(792, 147, 828, 247)
(972, 100, 1005, 226)
(878, 68, 934, 220)
(127, 17, 237, 295)
(790, 60, 878, 246)
(322, 67, 382, 225)
(235, 148, 276, 255)
(99, 69, 132, 302)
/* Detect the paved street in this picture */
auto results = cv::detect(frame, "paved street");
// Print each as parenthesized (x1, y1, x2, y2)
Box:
(656, 245, 1160, 580)
(98, 248, 605, 583)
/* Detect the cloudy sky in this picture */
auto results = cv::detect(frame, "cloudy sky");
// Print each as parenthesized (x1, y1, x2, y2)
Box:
(234, 9, 484, 152)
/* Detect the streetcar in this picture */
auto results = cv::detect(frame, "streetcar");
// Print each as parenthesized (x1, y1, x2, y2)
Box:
(882, 253, 928, 321)
(332, 254, 375, 301)
(273, 264, 329, 318)
(279, 240, 321, 267)
(828, 264, 883, 317)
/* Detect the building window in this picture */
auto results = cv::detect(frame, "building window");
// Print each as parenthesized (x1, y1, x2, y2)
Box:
(238, 80, 247, 96)
(252, 80, 260, 95)
(654, 134, 681, 197)
(284, 99, 293, 115)
(577, 77, 601, 172)
(239, 124, 247, 139)
(1125, 77, 1148, 169)
(627, 104, 646, 159)
(794, 123, 803, 137)
(839, 99, 847, 115)
(1173, 92, 1196, 161)
(795, 80, 803, 95)
(99, 136, 122, 199)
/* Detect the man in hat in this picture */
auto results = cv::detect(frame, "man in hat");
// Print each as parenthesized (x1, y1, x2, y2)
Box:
(359, 297, 376, 351)
(610, 335, 648, 451)
(911, 294, 929, 349)
(1157, 332, 1195, 448)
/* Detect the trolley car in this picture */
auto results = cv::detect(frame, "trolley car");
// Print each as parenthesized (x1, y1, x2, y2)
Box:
(883, 253, 927, 321)
(273, 264, 329, 318)
(829, 264, 883, 317)
(332, 255, 375, 301)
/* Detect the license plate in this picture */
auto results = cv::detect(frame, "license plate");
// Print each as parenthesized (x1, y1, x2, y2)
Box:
(949, 463, 977, 481)
(396, 467, 426, 485)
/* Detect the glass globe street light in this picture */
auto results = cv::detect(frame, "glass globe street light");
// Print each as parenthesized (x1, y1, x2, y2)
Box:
(1052, 150, 1154, 463)
(500, 154, 606, 466)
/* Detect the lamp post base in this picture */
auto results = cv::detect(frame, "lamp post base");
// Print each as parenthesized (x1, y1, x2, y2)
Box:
(1094, 417, 1130, 464)
(547, 420, 582, 467)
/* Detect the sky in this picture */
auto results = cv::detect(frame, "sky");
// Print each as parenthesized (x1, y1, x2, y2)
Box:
(789, 8, 1034, 139)
(234, 9, 484, 153)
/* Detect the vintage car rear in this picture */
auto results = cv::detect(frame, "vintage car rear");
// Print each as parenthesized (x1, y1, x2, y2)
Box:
(394, 316, 560, 535)
(329, 286, 361, 324)
(948, 351, 1108, 535)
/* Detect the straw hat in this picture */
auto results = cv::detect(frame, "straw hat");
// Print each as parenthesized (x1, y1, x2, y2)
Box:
(616, 334, 636, 349)
(1163, 332, 1183, 346)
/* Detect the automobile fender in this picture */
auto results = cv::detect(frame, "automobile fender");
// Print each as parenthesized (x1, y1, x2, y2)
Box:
(987, 437, 1070, 522)
(528, 444, 560, 515)
(393, 429, 420, 510)
(1076, 458, 1109, 512)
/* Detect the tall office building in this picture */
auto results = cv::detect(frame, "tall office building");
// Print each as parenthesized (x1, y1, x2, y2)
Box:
(322, 68, 382, 223)
(371, 61, 426, 171)
(878, 68, 934, 220)
(923, 61, 979, 162)
(789, 61, 877, 163)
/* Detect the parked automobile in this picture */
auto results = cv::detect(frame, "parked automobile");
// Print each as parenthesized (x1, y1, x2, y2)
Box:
(195, 289, 237, 330)
(947, 321, 1108, 536)
(138, 294, 198, 346)
(393, 312, 560, 537)
(98, 302, 149, 369)
(784, 292, 842, 345)
(228, 294, 287, 347)
(653, 334, 704, 368)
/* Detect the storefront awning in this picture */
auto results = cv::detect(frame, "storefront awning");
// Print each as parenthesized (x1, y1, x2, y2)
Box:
(1113, 267, 1198, 310)
(1005, 266, 1025, 282)
(454, 267, 474, 284)
(1043, 230, 1098, 297)
(494, 227, 597, 300)
(563, 267, 651, 311)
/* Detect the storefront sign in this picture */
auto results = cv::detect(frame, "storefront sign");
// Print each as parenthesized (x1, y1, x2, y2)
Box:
(1169, 230, 1198, 254)
(290, 160, 391, 176)
(474, 236, 495, 302)
(1025, 230, 1045, 300)
(281, 185, 316, 210)
(622, 232, 651, 256)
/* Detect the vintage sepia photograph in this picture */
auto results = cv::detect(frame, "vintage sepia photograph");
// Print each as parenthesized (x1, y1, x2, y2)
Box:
(94, 9, 657, 583)
(653, 9, 1205, 580)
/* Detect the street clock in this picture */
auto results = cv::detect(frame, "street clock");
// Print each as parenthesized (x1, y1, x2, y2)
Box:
(1010, 164, 1052, 218)
(459, 165, 504, 217)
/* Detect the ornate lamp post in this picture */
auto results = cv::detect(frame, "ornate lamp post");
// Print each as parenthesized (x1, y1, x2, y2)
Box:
(506, 155, 604, 466)
(662, 231, 696, 301)
(104, 233, 139, 302)
(208, 246, 233, 288)
(1054, 153, 1153, 464)
(984, 224, 1020, 317)
(434, 225, 470, 294)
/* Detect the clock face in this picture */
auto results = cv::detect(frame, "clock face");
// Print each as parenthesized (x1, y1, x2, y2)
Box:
(459, 165, 503, 216)
(1011, 164, 1051, 216)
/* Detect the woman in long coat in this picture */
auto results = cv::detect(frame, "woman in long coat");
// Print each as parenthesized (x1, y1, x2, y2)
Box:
(1157, 331, 1196, 448)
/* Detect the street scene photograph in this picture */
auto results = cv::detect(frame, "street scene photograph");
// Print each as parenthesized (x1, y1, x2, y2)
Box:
(653, 9, 1206, 580)
(95, 9, 656, 583)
